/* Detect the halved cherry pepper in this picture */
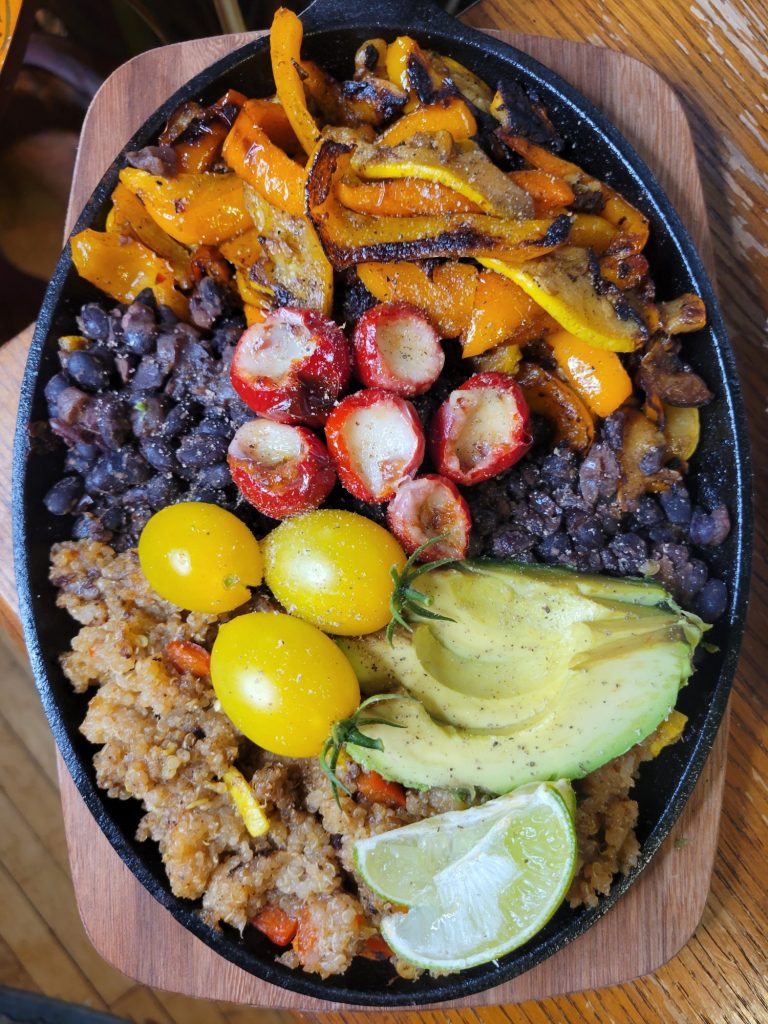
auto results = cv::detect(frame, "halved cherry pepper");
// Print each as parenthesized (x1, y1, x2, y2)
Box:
(429, 372, 531, 486)
(227, 418, 336, 518)
(325, 388, 425, 503)
(387, 475, 471, 561)
(230, 307, 351, 426)
(352, 302, 445, 396)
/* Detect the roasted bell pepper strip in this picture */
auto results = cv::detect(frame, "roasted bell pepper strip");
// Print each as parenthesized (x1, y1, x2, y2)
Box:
(351, 137, 533, 218)
(245, 302, 270, 327)
(509, 169, 575, 214)
(173, 90, 246, 172)
(252, 906, 298, 946)
(306, 140, 570, 270)
(337, 177, 481, 216)
(357, 261, 477, 336)
(568, 214, 619, 254)
(105, 182, 193, 289)
(547, 329, 633, 418)
(648, 710, 688, 757)
(223, 101, 306, 217)
(378, 96, 477, 147)
(461, 269, 550, 358)
(662, 404, 700, 462)
(119, 167, 252, 246)
(599, 250, 649, 289)
(270, 7, 321, 155)
(516, 360, 595, 454)
(356, 769, 408, 808)
(501, 133, 649, 252)
(70, 229, 188, 318)
(385, 36, 444, 98)
(480, 248, 648, 352)
(471, 340, 523, 376)
(223, 767, 270, 837)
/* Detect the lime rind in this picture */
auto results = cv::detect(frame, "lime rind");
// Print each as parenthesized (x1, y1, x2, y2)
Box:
(355, 782, 577, 971)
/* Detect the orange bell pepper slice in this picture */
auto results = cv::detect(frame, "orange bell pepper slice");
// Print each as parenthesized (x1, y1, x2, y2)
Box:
(509, 169, 575, 214)
(502, 133, 649, 252)
(568, 214, 620, 254)
(548, 328, 633, 417)
(223, 101, 305, 217)
(119, 167, 253, 246)
(337, 177, 481, 216)
(358, 260, 477, 336)
(385, 36, 443, 97)
(270, 7, 321, 155)
(517, 361, 595, 454)
(461, 270, 550, 357)
(70, 229, 188, 319)
(378, 96, 477, 147)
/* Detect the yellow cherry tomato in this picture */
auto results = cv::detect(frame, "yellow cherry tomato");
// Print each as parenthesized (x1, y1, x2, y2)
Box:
(211, 612, 360, 756)
(263, 509, 407, 636)
(138, 502, 263, 613)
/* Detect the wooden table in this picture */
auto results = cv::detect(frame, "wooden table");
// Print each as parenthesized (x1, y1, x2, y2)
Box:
(1, 0, 766, 1020)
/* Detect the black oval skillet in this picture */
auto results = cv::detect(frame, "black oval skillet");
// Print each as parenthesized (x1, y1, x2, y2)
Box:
(12, 0, 753, 1006)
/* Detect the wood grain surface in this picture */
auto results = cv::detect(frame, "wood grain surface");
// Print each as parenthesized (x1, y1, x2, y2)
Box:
(0, 1, 766, 1021)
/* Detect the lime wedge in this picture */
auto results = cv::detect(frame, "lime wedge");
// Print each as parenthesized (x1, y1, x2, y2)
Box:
(354, 782, 577, 971)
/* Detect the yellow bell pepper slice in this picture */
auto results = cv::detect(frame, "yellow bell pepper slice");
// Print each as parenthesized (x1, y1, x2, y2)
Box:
(358, 260, 477, 337)
(568, 213, 620, 255)
(378, 96, 477, 147)
(223, 767, 270, 837)
(270, 7, 321, 155)
(70, 229, 188, 319)
(647, 710, 687, 757)
(119, 168, 252, 246)
(106, 181, 193, 289)
(385, 36, 443, 97)
(480, 248, 647, 352)
(548, 329, 633, 417)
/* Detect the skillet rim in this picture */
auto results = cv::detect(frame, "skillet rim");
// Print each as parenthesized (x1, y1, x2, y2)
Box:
(12, 0, 753, 1006)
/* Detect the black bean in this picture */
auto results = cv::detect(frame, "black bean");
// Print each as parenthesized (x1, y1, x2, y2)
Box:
(609, 532, 647, 574)
(155, 332, 186, 374)
(115, 354, 138, 384)
(197, 411, 233, 436)
(567, 510, 605, 550)
(696, 579, 728, 621)
(678, 558, 709, 602)
(122, 301, 158, 355)
(72, 512, 112, 541)
(77, 303, 110, 341)
(647, 523, 678, 544)
(66, 349, 111, 391)
(177, 432, 229, 469)
(187, 484, 228, 505)
(491, 528, 535, 558)
(537, 532, 572, 563)
(659, 483, 692, 525)
(579, 444, 620, 505)
(142, 439, 180, 473)
(86, 450, 151, 495)
(631, 495, 664, 528)
(101, 506, 126, 533)
(65, 442, 100, 475)
(541, 447, 578, 487)
(130, 394, 169, 438)
(134, 287, 157, 311)
(44, 476, 84, 515)
(157, 304, 179, 327)
(189, 276, 225, 329)
(197, 462, 232, 490)
(143, 474, 182, 509)
(689, 505, 731, 547)
(44, 373, 70, 416)
(159, 401, 197, 438)
(132, 356, 166, 392)
(639, 446, 664, 475)
(82, 393, 129, 449)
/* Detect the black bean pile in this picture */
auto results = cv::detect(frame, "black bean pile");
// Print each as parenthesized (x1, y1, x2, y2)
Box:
(43, 283, 263, 549)
(465, 437, 730, 622)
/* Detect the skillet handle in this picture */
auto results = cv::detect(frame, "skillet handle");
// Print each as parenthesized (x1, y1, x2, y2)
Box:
(299, 0, 457, 34)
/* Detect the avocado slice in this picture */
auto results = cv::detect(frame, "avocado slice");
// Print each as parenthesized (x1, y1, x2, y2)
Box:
(340, 561, 705, 793)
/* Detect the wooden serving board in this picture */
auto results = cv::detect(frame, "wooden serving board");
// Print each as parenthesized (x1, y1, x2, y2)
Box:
(6, 27, 728, 1012)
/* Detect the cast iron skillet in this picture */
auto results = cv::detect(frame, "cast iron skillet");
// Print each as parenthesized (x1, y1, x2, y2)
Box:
(12, 0, 753, 1006)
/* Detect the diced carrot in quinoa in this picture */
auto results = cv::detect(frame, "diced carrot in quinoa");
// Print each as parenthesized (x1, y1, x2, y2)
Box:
(360, 933, 393, 960)
(294, 905, 320, 957)
(356, 769, 407, 808)
(165, 639, 211, 677)
(252, 905, 298, 946)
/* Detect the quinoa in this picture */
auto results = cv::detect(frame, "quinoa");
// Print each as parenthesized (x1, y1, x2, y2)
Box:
(51, 538, 680, 979)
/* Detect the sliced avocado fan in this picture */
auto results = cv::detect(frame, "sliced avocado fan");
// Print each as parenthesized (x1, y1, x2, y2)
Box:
(338, 561, 706, 793)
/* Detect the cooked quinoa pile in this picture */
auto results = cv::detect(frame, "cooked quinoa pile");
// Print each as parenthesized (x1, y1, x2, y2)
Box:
(51, 539, 675, 979)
